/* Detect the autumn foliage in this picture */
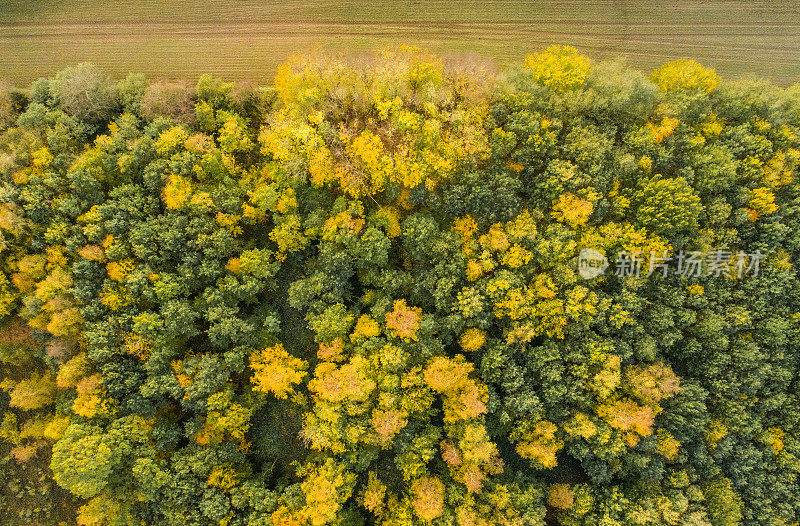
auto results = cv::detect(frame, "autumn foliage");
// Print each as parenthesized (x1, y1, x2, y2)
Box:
(0, 46, 798, 526)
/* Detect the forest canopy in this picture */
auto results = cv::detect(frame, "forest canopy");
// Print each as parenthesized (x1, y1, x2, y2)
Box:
(1, 46, 800, 526)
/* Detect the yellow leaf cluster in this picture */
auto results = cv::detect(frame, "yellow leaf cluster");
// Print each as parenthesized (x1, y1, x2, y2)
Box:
(687, 284, 704, 296)
(309, 355, 376, 404)
(207, 464, 242, 491)
(699, 112, 725, 137)
(270, 505, 305, 526)
(523, 45, 591, 92)
(656, 429, 681, 461)
(651, 59, 719, 93)
(371, 408, 408, 446)
(385, 299, 422, 341)
(122, 332, 152, 361)
(32, 147, 53, 169)
(766, 427, 785, 454)
(424, 356, 475, 393)
(351, 314, 381, 341)
(73, 374, 110, 418)
(747, 187, 778, 221)
(424, 356, 487, 423)
(705, 420, 729, 450)
(410, 476, 446, 522)
(300, 460, 356, 526)
(459, 327, 486, 352)
(453, 215, 479, 242)
(155, 126, 189, 155)
(590, 354, 621, 399)
(372, 206, 403, 238)
(322, 209, 365, 241)
(501, 244, 533, 269)
(513, 420, 563, 469)
(625, 362, 682, 405)
(106, 259, 135, 283)
(763, 150, 796, 188)
(262, 51, 489, 198)
(77, 494, 122, 526)
(454, 484, 526, 526)
(270, 215, 308, 261)
(78, 245, 106, 262)
(7, 372, 56, 411)
(0, 202, 26, 236)
(551, 193, 593, 228)
(162, 174, 193, 209)
(57, 353, 91, 389)
(479, 224, 510, 252)
(362, 472, 387, 513)
(215, 212, 242, 236)
(647, 116, 680, 143)
(597, 398, 654, 447)
(250, 343, 308, 399)
(453, 423, 503, 493)
(196, 391, 252, 447)
(564, 412, 598, 439)
(317, 337, 345, 362)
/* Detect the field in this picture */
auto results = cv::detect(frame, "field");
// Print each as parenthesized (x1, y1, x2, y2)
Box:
(1, 0, 799, 86)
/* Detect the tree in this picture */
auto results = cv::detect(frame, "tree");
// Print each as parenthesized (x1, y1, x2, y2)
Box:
(50, 63, 118, 127)
(633, 174, 703, 236)
(523, 45, 592, 92)
(140, 79, 196, 124)
(251, 343, 307, 399)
